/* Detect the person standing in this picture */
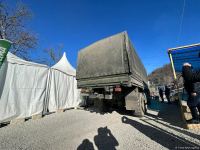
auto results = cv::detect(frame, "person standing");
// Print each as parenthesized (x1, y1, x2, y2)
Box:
(144, 88, 151, 105)
(165, 85, 171, 104)
(182, 63, 200, 123)
(159, 88, 164, 102)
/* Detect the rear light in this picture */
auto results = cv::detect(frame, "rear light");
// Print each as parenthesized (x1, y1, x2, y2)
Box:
(115, 85, 122, 92)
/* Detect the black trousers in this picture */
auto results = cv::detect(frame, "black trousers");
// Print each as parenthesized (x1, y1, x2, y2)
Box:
(166, 94, 170, 103)
(189, 103, 200, 120)
(160, 95, 164, 102)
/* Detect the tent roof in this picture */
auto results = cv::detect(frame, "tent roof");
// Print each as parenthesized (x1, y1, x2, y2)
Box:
(51, 52, 76, 76)
(169, 43, 200, 72)
(6, 52, 48, 68)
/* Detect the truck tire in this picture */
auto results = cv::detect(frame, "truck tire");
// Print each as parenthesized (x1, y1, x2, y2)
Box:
(134, 93, 146, 117)
(125, 88, 147, 116)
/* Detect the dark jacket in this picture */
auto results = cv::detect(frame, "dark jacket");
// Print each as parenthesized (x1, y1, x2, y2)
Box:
(165, 87, 170, 96)
(182, 66, 200, 106)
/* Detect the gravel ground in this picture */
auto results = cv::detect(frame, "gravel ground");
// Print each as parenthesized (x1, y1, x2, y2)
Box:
(0, 100, 199, 150)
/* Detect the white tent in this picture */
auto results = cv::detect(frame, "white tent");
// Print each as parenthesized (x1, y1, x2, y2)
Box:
(0, 52, 49, 123)
(48, 52, 81, 112)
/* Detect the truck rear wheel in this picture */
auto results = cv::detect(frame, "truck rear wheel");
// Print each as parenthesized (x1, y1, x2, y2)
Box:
(134, 93, 147, 117)
(125, 88, 147, 117)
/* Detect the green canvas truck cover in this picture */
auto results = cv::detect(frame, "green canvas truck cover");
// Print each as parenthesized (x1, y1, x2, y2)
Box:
(76, 31, 147, 86)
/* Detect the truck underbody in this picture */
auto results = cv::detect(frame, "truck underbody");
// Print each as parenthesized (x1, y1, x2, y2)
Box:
(79, 75, 147, 117)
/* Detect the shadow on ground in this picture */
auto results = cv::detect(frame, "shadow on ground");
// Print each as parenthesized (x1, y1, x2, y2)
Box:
(84, 97, 187, 128)
(77, 127, 119, 150)
(141, 116, 200, 141)
(83, 106, 112, 115)
(77, 139, 94, 150)
(144, 99, 200, 141)
(122, 116, 200, 149)
(84, 105, 135, 117)
(147, 99, 184, 128)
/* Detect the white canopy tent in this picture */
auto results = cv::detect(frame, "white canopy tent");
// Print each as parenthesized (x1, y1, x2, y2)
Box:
(0, 52, 49, 123)
(48, 52, 81, 112)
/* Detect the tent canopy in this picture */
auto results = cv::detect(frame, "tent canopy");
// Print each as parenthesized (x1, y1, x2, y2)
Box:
(0, 52, 49, 122)
(48, 52, 80, 112)
(7, 52, 48, 67)
(51, 52, 76, 76)
(169, 43, 200, 72)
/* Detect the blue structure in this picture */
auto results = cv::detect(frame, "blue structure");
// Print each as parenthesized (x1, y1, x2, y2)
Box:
(168, 43, 200, 73)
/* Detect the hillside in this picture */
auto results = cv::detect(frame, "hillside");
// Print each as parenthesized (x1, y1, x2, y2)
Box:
(148, 64, 174, 86)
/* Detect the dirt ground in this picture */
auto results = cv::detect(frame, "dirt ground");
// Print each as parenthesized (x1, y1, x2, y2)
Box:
(0, 99, 199, 150)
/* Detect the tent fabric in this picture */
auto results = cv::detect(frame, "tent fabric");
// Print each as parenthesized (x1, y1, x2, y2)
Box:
(7, 52, 47, 67)
(48, 70, 81, 111)
(0, 52, 81, 122)
(51, 52, 76, 76)
(170, 44, 200, 72)
(0, 52, 49, 123)
(48, 53, 81, 112)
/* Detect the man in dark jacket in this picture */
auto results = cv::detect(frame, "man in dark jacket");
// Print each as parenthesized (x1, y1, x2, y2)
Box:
(182, 63, 200, 123)
(165, 85, 171, 104)
(159, 88, 164, 102)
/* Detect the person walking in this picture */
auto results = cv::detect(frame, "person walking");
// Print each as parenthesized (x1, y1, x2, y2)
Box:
(182, 63, 200, 123)
(165, 85, 171, 104)
(159, 88, 164, 102)
(144, 88, 151, 105)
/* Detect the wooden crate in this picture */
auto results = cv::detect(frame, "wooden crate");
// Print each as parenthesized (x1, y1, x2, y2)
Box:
(186, 123, 200, 130)
(181, 100, 200, 130)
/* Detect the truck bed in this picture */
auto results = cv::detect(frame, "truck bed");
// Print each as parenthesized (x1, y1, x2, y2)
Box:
(76, 31, 147, 88)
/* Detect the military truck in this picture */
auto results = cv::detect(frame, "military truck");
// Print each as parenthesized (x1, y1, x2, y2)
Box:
(76, 31, 148, 116)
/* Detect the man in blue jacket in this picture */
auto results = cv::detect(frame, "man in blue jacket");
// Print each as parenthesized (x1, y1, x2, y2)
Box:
(182, 63, 200, 124)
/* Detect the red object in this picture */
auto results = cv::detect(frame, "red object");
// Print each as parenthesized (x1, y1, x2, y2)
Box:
(115, 85, 122, 92)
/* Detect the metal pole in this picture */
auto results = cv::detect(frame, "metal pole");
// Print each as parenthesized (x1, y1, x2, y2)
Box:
(169, 52, 177, 80)
(168, 51, 182, 105)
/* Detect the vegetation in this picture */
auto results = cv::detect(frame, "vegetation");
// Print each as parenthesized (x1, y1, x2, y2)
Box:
(0, 2, 37, 60)
(37, 44, 64, 66)
(148, 64, 174, 86)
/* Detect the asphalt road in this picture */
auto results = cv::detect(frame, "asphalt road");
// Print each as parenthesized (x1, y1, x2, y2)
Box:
(0, 100, 199, 150)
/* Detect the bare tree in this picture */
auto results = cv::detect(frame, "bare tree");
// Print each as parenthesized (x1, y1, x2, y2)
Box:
(36, 44, 63, 66)
(0, 1, 37, 60)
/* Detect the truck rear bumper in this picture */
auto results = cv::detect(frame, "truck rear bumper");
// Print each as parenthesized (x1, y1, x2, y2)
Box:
(77, 74, 144, 89)
(77, 74, 129, 88)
